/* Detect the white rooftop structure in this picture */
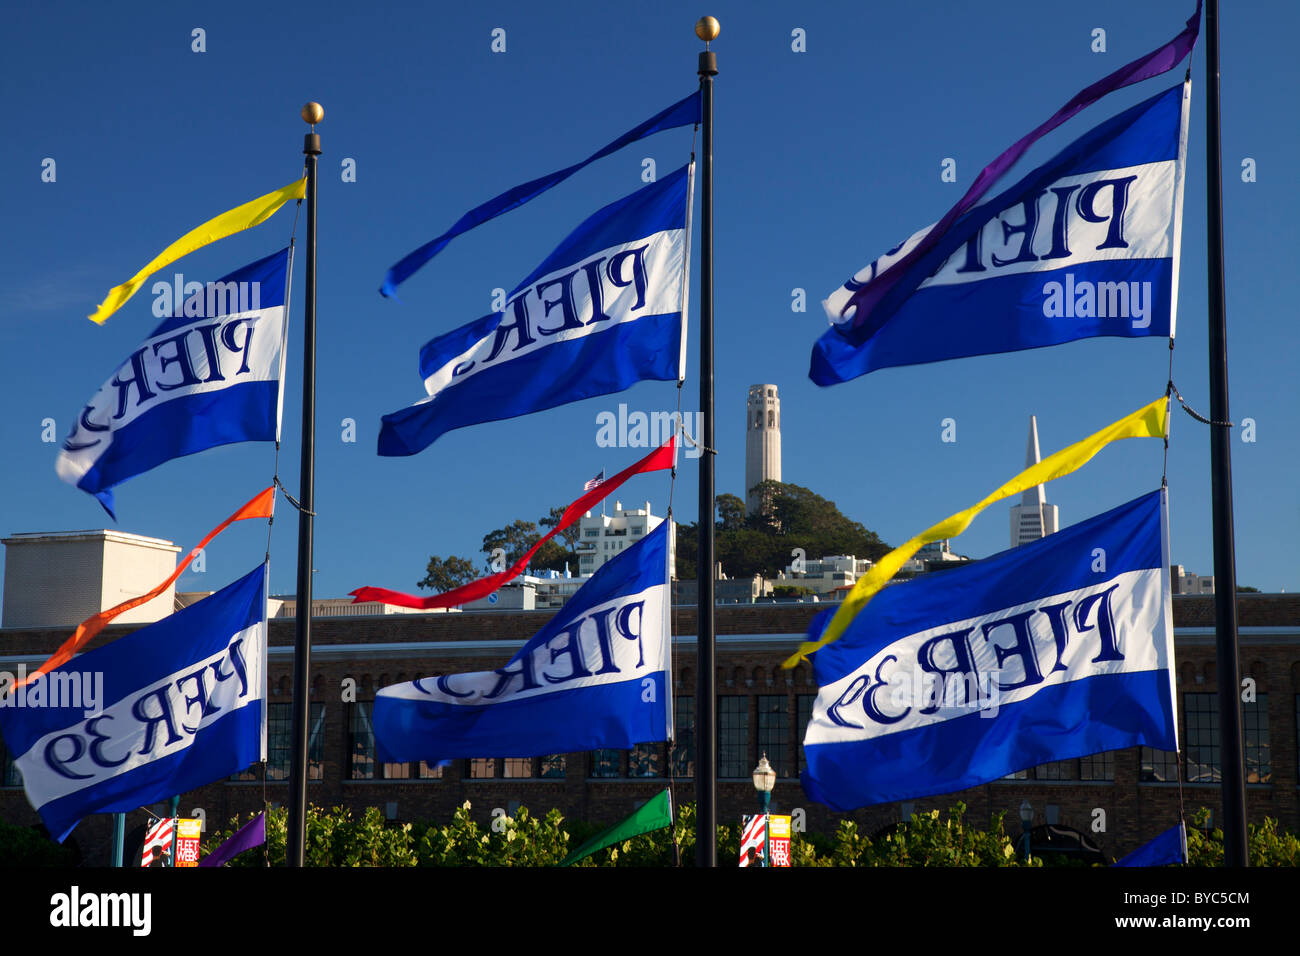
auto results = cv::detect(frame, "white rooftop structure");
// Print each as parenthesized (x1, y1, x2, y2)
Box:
(2, 529, 182, 628)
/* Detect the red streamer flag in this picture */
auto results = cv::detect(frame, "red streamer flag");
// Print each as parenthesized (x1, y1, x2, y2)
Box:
(350, 435, 676, 609)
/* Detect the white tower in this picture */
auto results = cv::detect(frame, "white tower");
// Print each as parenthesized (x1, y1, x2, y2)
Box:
(1009, 416, 1059, 548)
(746, 384, 782, 514)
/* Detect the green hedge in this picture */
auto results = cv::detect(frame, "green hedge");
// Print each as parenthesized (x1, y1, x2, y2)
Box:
(0, 818, 79, 867)
(202, 801, 1037, 867)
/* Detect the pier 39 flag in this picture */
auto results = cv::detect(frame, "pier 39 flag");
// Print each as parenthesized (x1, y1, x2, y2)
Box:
(377, 164, 693, 456)
(372, 519, 672, 763)
(0, 564, 267, 842)
(812, 80, 1190, 386)
(800, 490, 1176, 811)
(57, 249, 291, 518)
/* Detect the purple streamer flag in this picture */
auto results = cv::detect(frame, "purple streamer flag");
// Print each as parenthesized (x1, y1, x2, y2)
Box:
(380, 90, 700, 298)
(198, 811, 266, 867)
(833, 0, 1202, 344)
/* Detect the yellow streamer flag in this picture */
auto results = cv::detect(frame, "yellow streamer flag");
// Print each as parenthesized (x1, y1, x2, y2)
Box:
(87, 177, 306, 325)
(782, 395, 1169, 669)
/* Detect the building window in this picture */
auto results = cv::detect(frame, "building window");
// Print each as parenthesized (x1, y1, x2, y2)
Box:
(503, 758, 533, 778)
(796, 695, 815, 774)
(1080, 751, 1115, 781)
(1244, 693, 1270, 784)
(672, 696, 695, 778)
(418, 760, 444, 779)
(590, 750, 621, 778)
(1141, 747, 1180, 783)
(540, 754, 566, 779)
(1035, 760, 1076, 781)
(1002, 768, 1031, 780)
(584, 528, 599, 537)
(718, 697, 749, 778)
(1185, 693, 1220, 783)
(383, 757, 412, 780)
(629, 742, 662, 778)
(233, 702, 326, 782)
(757, 696, 790, 778)
(1, 738, 20, 788)
(468, 758, 496, 779)
(349, 702, 376, 780)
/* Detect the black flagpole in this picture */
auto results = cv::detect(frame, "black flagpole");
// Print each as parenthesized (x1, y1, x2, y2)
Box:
(1203, 0, 1248, 866)
(694, 16, 718, 869)
(288, 102, 322, 868)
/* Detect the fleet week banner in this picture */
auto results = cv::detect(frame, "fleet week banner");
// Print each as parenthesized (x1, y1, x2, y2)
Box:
(800, 490, 1176, 811)
(812, 82, 1190, 385)
(377, 164, 693, 456)
(0, 564, 268, 842)
(373, 520, 672, 762)
(58, 248, 291, 518)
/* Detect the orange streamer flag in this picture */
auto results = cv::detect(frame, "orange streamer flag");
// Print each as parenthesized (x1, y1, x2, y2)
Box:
(18, 487, 275, 688)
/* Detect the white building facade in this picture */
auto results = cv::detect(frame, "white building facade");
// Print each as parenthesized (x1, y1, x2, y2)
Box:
(575, 501, 673, 579)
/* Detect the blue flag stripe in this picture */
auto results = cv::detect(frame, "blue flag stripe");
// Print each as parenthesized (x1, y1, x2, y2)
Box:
(76, 383, 279, 506)
(375, 674, 667, 763)
(150, 247, 289, 336)
(802, 670, 1177, 811)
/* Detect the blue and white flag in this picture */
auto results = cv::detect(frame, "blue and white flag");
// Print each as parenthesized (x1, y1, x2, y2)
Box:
(801, 490, 1176, 811)
(57, 248, 292, 518)
(812, 81, 1190, 385)
(0, 564, 267, 842)
(377, 165, 694, 456)
(373, 520, 672, 761)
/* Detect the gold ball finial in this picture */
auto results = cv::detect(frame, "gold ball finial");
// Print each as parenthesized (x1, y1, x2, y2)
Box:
(695, 16, 720, 43)
(301, 102, 324, 126)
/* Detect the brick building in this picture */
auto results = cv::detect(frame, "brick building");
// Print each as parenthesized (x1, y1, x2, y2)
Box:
(2, 594, 1297, 865)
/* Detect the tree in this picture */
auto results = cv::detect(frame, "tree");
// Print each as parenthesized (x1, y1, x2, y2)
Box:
(417, 554, 478, 592)
(540, 506, 580, 553)
(715, 493, 746, 532)
(481, 519, 542, 570)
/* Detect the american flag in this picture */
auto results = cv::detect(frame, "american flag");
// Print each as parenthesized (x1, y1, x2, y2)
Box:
(583, 470, 605, 492)
(141, 816, 175, 867)
(738, 814, 767, 867)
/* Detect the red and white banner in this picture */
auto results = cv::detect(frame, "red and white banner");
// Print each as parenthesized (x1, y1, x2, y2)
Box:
(141, 816, 175, 867)
(739, 814, 792, 867)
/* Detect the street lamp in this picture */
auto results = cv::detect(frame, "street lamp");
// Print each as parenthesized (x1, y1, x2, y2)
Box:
(1019, 800, 1033, 862)
(752, 754, 776, 867)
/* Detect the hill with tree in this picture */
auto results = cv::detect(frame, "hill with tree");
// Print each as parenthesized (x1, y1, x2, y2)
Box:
(417, 481, 890, 593)
(675, 480, 891, 580)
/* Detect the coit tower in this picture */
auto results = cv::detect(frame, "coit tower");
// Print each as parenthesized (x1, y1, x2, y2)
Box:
(745, 384, 782, 514)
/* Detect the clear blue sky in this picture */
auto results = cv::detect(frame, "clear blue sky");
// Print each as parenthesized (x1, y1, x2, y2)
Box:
(1, 0, 1295, 604)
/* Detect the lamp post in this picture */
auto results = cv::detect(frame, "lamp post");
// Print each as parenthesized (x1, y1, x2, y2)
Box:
(752, 754, 776, 867)
(1019, 800, 1033, 863)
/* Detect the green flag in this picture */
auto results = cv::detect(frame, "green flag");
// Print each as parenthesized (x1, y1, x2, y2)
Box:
(559, 789, 673, 867)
